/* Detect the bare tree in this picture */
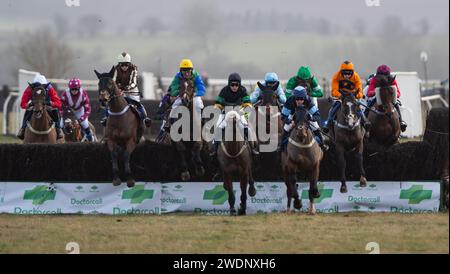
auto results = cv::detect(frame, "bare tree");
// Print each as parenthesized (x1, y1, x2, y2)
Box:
(16, 28, 74, 78)
(76, 14, 104, 38)
(53, 14, 70, 38)
(139, 17, 166, 36)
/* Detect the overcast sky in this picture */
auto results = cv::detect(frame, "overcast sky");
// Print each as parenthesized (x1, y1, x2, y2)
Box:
(0, 0, 448, 34)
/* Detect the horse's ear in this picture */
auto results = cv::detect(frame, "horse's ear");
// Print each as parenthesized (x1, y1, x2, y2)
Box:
(391, 75, 396, 83)
(45, 82, 51, 90)
(27, 82, 32, 88)
(109, 66, 115, 76)
(273, 81, 280, 90)
(94, 70, 101, 79)
(257, 81, 264, 91)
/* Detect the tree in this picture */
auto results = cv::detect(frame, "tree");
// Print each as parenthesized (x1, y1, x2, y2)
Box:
(139, 17, 166, 36)
(417, 18, 430, 36)
(76, 14, 104, 38)
(16, 28, 75, 78)
(53, 14, 70, 38)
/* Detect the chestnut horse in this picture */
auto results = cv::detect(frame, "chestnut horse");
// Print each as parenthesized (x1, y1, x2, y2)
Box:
(23, 83, 58, 144)
(367, 74, 401, 147)
(95, 67, 143, 187)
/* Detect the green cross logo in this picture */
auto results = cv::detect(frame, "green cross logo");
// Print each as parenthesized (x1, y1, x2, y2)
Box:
(203, 185, 231, 205)
(75, 185, 84, 192)
(400, 185, 432, 204)
(301, 184, 333, 203)
(121, 185, 154, 204)
(90, 186, 99, 192)
(23, 185, 56, 205)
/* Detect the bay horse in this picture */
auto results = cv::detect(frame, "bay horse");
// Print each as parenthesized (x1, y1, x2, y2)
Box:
(62, 108, 97, 143)
(171, 79, 205, 181)
(217, 110, 256, 216)
(367, 74, 401, 147)
(23, 83, 58, 144)
(95, 67, 143, 187)
(281, 107, 323, 215)
(331, 89, 367, 193)
(254, 82, 282, 151)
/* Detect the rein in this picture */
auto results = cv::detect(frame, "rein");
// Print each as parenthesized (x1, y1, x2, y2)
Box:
(220, 141, 248, 158)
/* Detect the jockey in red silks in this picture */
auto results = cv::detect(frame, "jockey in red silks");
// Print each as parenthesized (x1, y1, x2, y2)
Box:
(365, 65, 407, 132)
(60, 78, 94, 141)
(17, 74, 63, 140)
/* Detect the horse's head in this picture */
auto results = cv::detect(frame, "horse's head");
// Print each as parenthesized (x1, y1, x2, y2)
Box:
(375, 74, 397, 109)
(257, 81, 279, 107)
(29, 82, 51, 119)
(293, 107, 311, 143)
(339, 90, 359, 128)
(63, 118, 77, 134)
(180, 79, 195, 107)
(95, 67, 118, 106)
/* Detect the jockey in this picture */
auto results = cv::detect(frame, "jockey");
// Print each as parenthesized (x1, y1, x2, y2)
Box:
(279, 86, 329, 152)
(250, 72, 286, 105)
(59, 78, 94, 141)
(323, 61, 370, 133)
(169, 59, 206, 120)
(211, 73, 258, 156)
(101, 52, 151, 127)
(365, 65, 407, 132)
(17, 74, 63, 140)
(286, 66, 323, 105)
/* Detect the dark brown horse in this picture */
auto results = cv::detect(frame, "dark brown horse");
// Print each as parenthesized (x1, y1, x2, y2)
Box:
(95, 67, 143, 187)
(367, 74, 401, 147)
(281, 107, 323, 214)
(331, 90, 367, 193)
(254, 82, 282, 151)
(171, 79, 205, 181)
(23, 83, 58, 144)
(217, 110, 256, 216)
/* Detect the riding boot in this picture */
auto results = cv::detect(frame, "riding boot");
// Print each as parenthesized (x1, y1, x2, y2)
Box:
(136, 102, 152, 127)
(83, 127, 94, 142)
(357, 108, 371, 131)
(313, 129, 329, 152)
(278, 129, 290, 152)
(17, 110, 33, 140)
(365, 99, 376, 117)
(394, 102, 407, 132)
(244, 127, 259, 155)
(323, 101, 341, 133)
(48, 109, 63, 139)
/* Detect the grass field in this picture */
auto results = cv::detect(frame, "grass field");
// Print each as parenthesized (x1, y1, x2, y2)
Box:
(0, 213, 448, 254)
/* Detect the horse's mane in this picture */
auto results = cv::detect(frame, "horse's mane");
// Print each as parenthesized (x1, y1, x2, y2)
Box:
(294, 107, 308, 125)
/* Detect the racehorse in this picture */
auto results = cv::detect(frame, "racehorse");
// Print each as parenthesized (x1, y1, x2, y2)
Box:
(330, 89, 367, 193)
(254, 82, 282, 151)
(171, 79, 205, 181)
(217, 110, 256, 216)
(62, 108, 97, 143)
(95, 67, 143, 187)
(281, 107, 323, 214)
(367, 74, 401, 147)
(23, 83, 58, 144)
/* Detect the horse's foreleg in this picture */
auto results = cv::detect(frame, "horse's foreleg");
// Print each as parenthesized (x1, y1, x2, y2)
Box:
(192, 142, 205, 177)
(223, 173, 236, 216)
(289, 173, 302, 210)
(248, 166, 256, 197)
(124, 139, 136, 188)
(238, 174, 249, 216)
(356, 143, 367, 187)
(309, 165, 321, 215)
(336, 146, 347, 193)
(176, 143, 190, 181)
(108, 141, 121, 186)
